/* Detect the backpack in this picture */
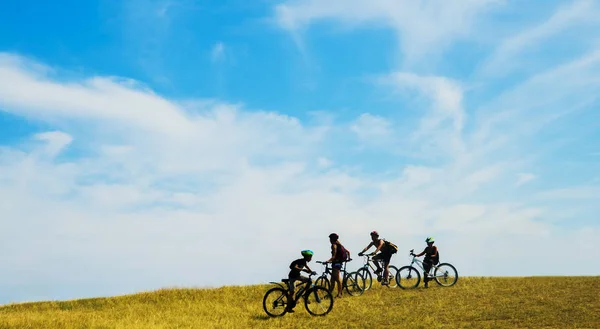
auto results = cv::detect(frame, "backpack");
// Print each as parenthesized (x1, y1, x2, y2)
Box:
(336, 243, 351, 262)
(383, 239, 398, 254)
(432, 250, 440, 265)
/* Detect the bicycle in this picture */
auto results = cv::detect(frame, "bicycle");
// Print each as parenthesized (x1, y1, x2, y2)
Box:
(356, 254, 399, 290)
(314, 260, 366, 296)
(262, 272, 334, 317)
(395, 249, 458, 289)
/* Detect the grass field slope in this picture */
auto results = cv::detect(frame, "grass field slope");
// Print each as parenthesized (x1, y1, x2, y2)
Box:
(1, 277, 599, 329)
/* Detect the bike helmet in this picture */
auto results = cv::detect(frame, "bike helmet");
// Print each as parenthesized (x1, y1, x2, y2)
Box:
(301, 250, 314, 257)
(425, 236, 435, 243)
(328, 233, 339, 240)
(370, 230, 379, 237)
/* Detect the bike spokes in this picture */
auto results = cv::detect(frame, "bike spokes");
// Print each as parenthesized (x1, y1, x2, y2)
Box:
(433, 263, 458, 287)
(262, 287, 289, 317)
(396, 266, 420, 289)
(304, 286, 334, 316)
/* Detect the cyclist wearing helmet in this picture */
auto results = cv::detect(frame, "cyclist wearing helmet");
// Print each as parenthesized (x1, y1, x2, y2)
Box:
(414, 237, 439, 288)
(358, 231, 393, 285)
(286, 249, 317, 313)
(326, 233, 344, 298)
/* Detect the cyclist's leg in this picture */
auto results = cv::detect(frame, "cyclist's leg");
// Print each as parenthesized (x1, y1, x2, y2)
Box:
(332, 263, 343, 297)
(286, 278, 298, 311)
(298, 275, 311, 297)
(382, 253, 392, 284)
(423, 259, 432, 287)
(372, 253, 383, 273)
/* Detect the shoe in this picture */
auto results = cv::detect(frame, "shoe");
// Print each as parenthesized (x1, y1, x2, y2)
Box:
(381, 280, 389, 286)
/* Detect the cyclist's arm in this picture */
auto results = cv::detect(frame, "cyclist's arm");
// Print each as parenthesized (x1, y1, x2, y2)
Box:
(326, 244, 337, 262)
(372, 240, 384, 254)
(304, 264, 313, 273)
(360, 242, 374, 254)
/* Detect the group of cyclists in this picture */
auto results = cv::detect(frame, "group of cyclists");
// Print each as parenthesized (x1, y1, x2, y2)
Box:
(285, 230, 439, 313)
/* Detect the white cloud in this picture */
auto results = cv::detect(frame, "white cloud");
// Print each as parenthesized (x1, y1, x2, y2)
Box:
(0, 53, 599, 304)
(380, 72, 466, 160)
(350, 113, 391, 140)
(274, 0, 501, 65)
(516, 173, 536, 186)
(211, 42, 225, 63)
(479, 0, 600, 77)
(34, 131, 73, 157)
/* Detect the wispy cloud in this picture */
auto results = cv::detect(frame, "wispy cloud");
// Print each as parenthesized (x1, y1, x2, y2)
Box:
(274, 0, 501, 66)
(479, 0, 600, 77)
(350, 113, 391, 140)
(211, 42, 225, 63)
(516, 173, 536, 187)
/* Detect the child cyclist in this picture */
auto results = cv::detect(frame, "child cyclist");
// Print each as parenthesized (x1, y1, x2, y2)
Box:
(413, 237, 439, 288)
(286, 249, 317, 313)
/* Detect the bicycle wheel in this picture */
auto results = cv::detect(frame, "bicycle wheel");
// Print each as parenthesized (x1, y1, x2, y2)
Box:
(385, 265, 399, 288)
(344, 271, 365, 296)
(304, 286, 334, 316)
(262, 287, 290, 317)
(314, 276, 331, 291)
(396, 266, 420, 289)
(357, 268, 373, 291)
(433, 263, 458, 287)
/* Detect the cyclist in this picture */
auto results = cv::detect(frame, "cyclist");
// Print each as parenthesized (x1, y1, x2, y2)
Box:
(414, 236, 439, 288)
(326, 233, 345, 298)
(285, 249, 317, 313)
(358, 230, 394, 285)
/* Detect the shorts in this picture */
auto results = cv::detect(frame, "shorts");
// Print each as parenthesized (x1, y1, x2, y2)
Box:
(373, 252, 392, 265)
(332, 262, 343, 270)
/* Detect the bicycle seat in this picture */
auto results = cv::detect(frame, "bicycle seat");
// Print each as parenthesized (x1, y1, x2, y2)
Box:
(282, 279, 290, 283)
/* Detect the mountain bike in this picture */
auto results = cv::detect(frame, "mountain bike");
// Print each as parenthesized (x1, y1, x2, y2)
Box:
(355, 254, 399, 290)
(395, 249, 458, 289)
(314, 260, 366, 296)
(263, 272, 334, 317)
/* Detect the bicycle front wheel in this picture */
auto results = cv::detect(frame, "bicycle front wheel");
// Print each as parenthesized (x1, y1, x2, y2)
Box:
(344, 271, 365, 296)
(304, 286, 334, 316)
(314, 276, 331, 291)
(396, 266, 420, 289)
(357, 268, 373, 291)
(433, 263, 458, 287)
(262, 287, 289, 317)
(385, 266, 399, 288)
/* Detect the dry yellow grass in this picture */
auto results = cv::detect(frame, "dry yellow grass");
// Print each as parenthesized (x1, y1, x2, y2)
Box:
(1, 276, 599, 329)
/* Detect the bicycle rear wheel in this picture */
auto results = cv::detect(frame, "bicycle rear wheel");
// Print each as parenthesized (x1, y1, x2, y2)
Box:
(357, 268, 373, 291)
(396, 266, 420, 289)
(385, 265, 399, 288)
(262, 287, 289, 317)
(344, 271, 365, 296)
(304, 286, 334, 316)
(433, 263, 458, 287)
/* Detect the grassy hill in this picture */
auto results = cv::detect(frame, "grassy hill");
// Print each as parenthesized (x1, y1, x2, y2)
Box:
(1, 277, 598, 329)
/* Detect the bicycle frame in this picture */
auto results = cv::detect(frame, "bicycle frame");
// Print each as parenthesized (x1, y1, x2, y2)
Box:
(359, 255, 385, 273)
(269, 273, 320, 303)
(407, 250, 442, 278)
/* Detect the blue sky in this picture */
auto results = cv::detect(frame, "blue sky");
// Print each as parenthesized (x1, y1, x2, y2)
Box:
(1, 0, 599, 305)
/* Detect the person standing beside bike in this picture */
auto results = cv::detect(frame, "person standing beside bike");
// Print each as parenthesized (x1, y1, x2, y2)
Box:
(326, 233, 345, 298)
(358, 231, 395, 285)
(414, 237, 439, 288)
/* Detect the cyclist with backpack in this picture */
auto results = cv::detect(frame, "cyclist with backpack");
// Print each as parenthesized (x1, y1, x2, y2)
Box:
(326, 233, 348, 298)
(358, 231, 397, 285)
(414, 236, 439, 288)
(285, 249, 317, 313)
